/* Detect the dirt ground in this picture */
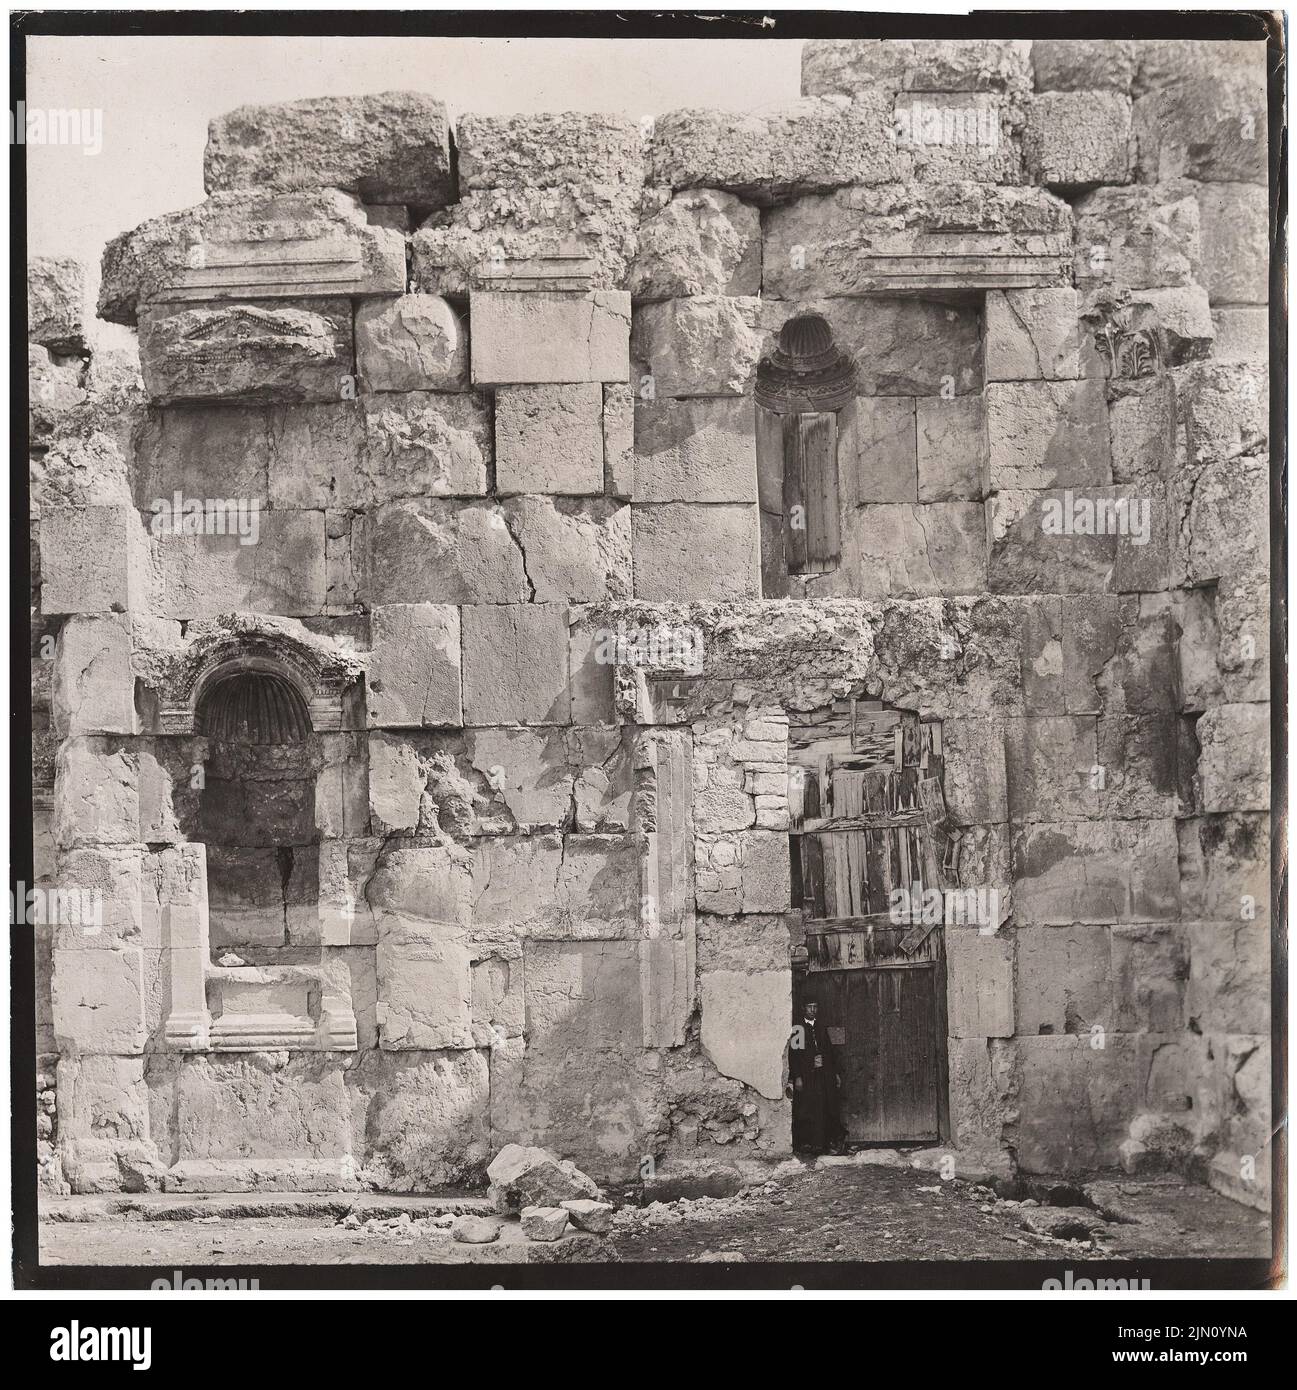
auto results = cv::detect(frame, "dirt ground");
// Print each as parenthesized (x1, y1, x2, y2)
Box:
(37, 1160, 1270, 1270)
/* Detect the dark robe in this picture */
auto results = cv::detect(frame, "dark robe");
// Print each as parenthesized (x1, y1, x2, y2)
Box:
(790, 1016, 843, 1152)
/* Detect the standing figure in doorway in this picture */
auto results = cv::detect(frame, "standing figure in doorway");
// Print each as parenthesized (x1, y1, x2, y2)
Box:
(789, 998, 845, 1154)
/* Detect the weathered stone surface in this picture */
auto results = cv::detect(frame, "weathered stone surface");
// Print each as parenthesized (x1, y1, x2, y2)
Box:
(650, 96, 907, 200)
(458, 111, 644, 188)
(1015, 924, 1111, 1035)
(1196, 704, 1269, 814)
(367, 604, 462, 729)
(1133, 40, 1269, 98)
(632, 296, 762, 397)
(837, 502, 987, 599)
(29, 346, 86, 445)
(803, 39, 1033, 96)
(1185, 921, 1268, 1034)
(52, 613, 135, 737)
(138, 298, 354, 405)
(40, 506, 151, 615)
(412, 184, 641, 297)
(451, 1214, 500, 1243)
(461, 603, 571, 725)
(1024, 91, 1132, 185)
(985, 380, 1110, 491)
(891, 91, 1024, 185)
(1211, 307, 1267, 364)
(844, 396, 917, 505)
(1110, 923, 1187, 1033)
(561, 1197, 614, 1234)
(941, 718, 1008, 825)
(946, 930, 1013, 1038)
(1004, 715, 1099, 822)
(487, 1142, 603, 1212)
(1134, 78, 1267, 184)
(1072, 184, 1201, 291)
(361, 500, 526, 605)
(28, 255, 87, 355)
(699, 969, 789, 1100)
(356, 294, 468, 392)
(99, 189, 406, 327)
(500, 497, 631, 602)
(1031, 39, 1140, 93)
(1195, 182, 1269, 305)
(52, 946, 146, 1054)
(762, 184, 1071, 298)
(204, 91, 452, 206)
(629, 189, 761, 299)
(156, 510, 327, 618)
(634, 397, 757, 503)
(358, 392, 491, 500)
(471, 291, 631, 386)
(631, 504, 761, 601)
(915, 396, 985, 502)
(495, 383, 604, 495)
(376, 930, 474, 1050)
(1012, 818, 1179, 923)
(1175, 362, 1267, 465)
(985, 288, 1081, 381)
(520, 1204, 570, 1241)
(603, 383, 635, 499)
(1016, 1034, 1142, 1170)
(466, 727, 571, 829)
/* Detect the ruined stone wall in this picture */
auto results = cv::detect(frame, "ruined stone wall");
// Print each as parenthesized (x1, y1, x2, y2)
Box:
(30, 37, 1271, 1207)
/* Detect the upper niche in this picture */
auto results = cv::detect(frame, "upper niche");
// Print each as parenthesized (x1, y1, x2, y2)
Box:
(197, 669, 312, 744)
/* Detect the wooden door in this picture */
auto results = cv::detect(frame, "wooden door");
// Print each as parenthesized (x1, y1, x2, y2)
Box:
(790, 701, 950, 1144)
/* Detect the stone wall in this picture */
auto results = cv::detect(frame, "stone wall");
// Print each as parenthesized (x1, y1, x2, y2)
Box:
(30, 37, 1271, 1208)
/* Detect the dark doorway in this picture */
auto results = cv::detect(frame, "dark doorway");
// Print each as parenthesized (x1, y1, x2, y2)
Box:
(789, 699, 951, 1145)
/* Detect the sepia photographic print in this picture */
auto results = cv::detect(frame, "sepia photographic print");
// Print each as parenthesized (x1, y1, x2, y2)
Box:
(10, 5, 1287, 1334)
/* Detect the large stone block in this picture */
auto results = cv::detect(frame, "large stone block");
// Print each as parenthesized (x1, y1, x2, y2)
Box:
(1003, 715, 1099, 822)
(1024, 91, 1132, 185)
(349, 1050, 490, 1190)
(940, 718, 1008, 825)
(357, 392, 490, 502)
(135, 402, 274, 508)
(470, 291, 631, 386)
(1016, 1034, 1141, 1171)
(361, 500, 526, 605)
(52, 613, 135, 737)
(984, 379, 1111, 490)
(1176, 362, 1267, 466)
(524, 940, 642, 1051)
(155, 509, 326, 617)
(650, 96, 907, 200)
(629, 189, 761, 299)
(699, 969, 790, 1100)
(803, 39, 1033, 96)
(412, 184, 641, 297)
(946, 929, 1013, 1038)
(495, 384, 604, 495)
(1111, 923, 1187, 1033)
(52, 946, 146, 1054)
(138, 298, 353, 405)
(499, 497, 631, 602)
(1031, 39, 1140, 93)
(1133, 40, 1268, 97)
(368, 604, 462, 729)
(603, 383, 635, 500)
(915, 396, 985, 501)
(1195, 182, 1269, 305)
(39, 506, 151, 614)
(1072, 185, 1201, 292)
(1133, 78, 1267, 184)
(631, 503, 761, 601)
(466, 726, 573, 830)
(1185, 922, 1268, 1035)
(631, 296, 763, 397)
(984, 288, 1081, 381)
(840, 502, 987, 599)
(762, 184, 1071, 298)
(1211, 307, 1267, 364)
(204, 92, 453, 206)
(99, 189, 406, 327)
(457, 111, 644, 188)
(29, 345, 86, 446)
(356, 294, 468, 392)
(28, 255, 87, 355)
(1196, 703, 1269, 814)
(845, 396, 918, 505)
(54, 739, 139, 850)
(376, 930, 475, 1050)
(1012, 818, 1179, 923)
(1015, 924, 1112, 1035)
(461, 603, 570, 725)
(634, 397, 757, 503)
(1178, 813, 1268, 926)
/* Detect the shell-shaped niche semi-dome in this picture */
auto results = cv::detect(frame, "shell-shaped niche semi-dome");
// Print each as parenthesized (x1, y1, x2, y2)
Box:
(197, 668, 312, 744)
(755, 312, 857, 414)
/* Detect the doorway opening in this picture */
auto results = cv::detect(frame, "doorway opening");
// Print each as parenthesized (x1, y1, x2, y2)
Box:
(788, 698, 951, 1145)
